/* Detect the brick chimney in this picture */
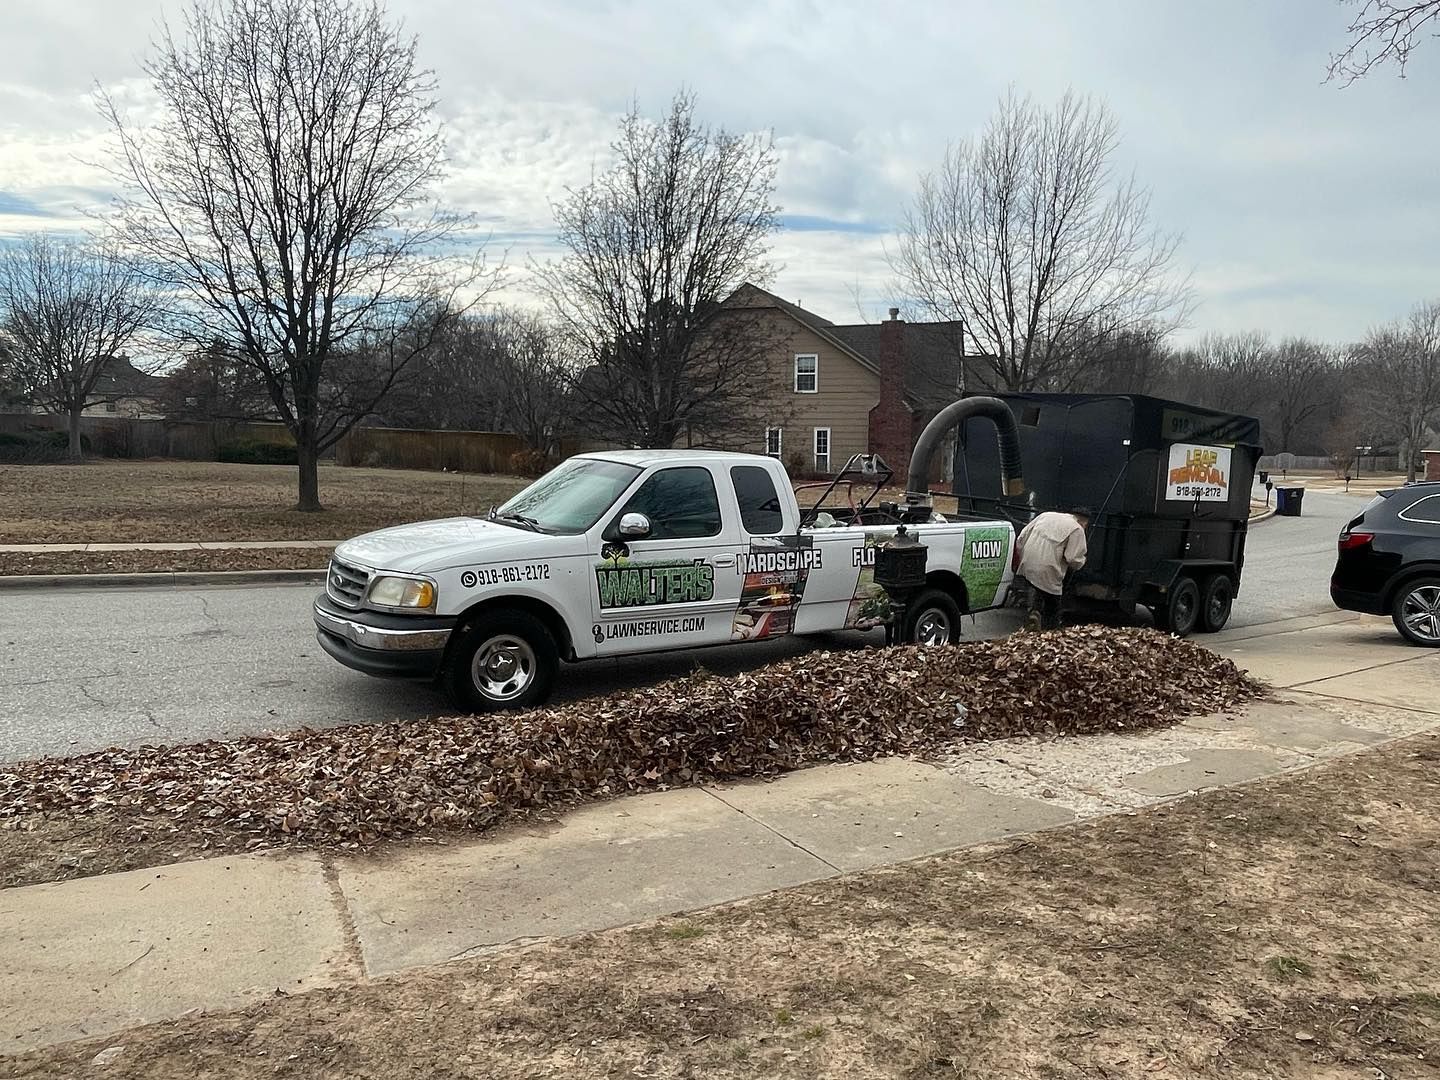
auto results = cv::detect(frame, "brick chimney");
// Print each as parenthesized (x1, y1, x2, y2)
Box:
(1425, 448, 1440, 482)
(868, 307, 912, 482)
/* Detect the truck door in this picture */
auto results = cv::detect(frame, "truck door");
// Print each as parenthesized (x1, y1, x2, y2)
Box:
(587, 464, 742, 655)
(726, 462, 826, 641)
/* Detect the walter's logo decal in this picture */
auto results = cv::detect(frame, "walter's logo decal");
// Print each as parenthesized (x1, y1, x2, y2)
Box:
(594, 559, 714, 609)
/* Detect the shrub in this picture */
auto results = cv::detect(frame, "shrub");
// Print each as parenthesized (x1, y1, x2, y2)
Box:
(217, 438, 298, 465)
(784, 449, 811, 480)
(0, 430, 89, 463)
(509, 448, 552, 477)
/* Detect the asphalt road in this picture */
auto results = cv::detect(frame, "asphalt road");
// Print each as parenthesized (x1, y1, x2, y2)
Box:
(0, 487, 1369, 762)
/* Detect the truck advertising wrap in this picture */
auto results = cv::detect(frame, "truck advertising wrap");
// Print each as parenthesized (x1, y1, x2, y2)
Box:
(595, 557, 715, 609)
(959, 526, 1011, 607)
(731, 535, 818, 641)
(844, 533, 890, 630)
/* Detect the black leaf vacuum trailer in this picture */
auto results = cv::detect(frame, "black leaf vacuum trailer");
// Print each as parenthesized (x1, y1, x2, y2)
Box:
(937, 393, 1262, 635)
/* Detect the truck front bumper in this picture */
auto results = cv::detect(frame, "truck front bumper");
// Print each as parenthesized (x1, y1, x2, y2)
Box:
(313, 594, 456, 678)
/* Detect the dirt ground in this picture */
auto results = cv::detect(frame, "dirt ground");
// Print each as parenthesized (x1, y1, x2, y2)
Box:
(0, 547, 330, 576)
(0, 461, 527, 544)
(5, 733, 1437, 1080)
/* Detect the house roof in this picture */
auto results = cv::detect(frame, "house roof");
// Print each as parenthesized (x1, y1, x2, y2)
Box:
(728, 283, 979, 413)
(93, 357, 165, 400)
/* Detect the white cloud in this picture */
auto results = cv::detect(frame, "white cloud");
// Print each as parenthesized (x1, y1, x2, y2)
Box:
(1, 0, 1437, 342)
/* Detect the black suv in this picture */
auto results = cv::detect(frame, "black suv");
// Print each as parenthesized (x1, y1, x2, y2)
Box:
(1331, 481, 1440, 646)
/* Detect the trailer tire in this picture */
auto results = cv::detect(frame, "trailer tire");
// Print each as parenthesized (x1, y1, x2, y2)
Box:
(905, 589, 962, 646)
(1157, 576, 1201, 637)
(443, 609, 558, 713)
(1199, 573, 1234, 633)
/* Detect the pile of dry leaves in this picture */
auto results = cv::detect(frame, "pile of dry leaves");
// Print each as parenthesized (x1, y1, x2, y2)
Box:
(0, 627, 1262, 849)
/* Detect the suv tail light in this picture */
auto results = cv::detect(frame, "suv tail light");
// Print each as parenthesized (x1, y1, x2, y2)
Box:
(1338, 531, 1374, 552)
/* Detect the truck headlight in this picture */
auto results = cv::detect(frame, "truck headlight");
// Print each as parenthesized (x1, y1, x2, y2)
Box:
(366, 575, 437, 611)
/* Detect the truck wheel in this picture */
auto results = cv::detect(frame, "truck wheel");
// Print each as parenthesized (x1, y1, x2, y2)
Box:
(1392, 577, 1440, 647)
(443, 609, 558, 712)
(1158, 576, 1200, 637)
(1199, 574, 1235, 633)
(905, 588, 962, 646)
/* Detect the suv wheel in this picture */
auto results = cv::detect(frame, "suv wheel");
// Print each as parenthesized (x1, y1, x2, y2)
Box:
(443, 609, 559, 711)
(1392, 577, 1440, 648)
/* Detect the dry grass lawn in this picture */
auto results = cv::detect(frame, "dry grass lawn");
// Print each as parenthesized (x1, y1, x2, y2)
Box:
(4, 734, 1438, 1079)
(0, 461, 528, 544)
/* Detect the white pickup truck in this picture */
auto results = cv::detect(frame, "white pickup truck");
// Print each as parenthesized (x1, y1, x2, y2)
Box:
(314, 450, 1018, 710)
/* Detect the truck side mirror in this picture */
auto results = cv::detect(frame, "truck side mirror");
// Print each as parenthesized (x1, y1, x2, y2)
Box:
(618, 512, 652, 539)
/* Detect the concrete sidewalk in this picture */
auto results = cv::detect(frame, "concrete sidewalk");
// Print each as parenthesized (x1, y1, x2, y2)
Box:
(4, 613, 1438, 1053)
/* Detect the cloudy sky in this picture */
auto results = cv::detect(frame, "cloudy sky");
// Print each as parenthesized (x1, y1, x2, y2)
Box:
(1, 0, 1436, 343)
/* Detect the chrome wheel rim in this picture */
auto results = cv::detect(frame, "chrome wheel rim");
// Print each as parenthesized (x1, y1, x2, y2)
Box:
(914, 609, 952, 646)
(470, 634, 536, 701)
(1401, 585, 1440, 643)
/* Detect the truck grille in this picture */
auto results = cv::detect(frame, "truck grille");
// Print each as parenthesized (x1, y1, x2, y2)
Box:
(326, 558, 370, 609)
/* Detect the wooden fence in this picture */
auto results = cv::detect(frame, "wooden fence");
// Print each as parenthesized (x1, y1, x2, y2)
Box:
(334, 427, 527, 473)
(0, 413, 295, 460)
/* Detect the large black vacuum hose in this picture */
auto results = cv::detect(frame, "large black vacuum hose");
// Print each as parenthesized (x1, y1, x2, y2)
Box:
(906, 395, 1026, 500)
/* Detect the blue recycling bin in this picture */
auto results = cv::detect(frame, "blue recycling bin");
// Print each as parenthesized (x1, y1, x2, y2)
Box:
(1275, 486, 1305, 517)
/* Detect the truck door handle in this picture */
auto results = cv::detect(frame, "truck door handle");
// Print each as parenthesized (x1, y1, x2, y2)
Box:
(712, 555, 736, 567)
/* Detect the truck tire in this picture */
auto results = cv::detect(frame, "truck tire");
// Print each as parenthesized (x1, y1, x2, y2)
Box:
(905, 588, 962, 646)
(443, 609, 558, 712)
(1199, 574, 1235, 633)
(1391, 576, 1440, 647)
(1157, 576, 1200, 637)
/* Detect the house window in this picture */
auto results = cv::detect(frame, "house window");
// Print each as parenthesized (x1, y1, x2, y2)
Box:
(765, 427, 782, 458)
(814, 427, 831, 473)
(793, 354, 818, 393)
(104, 403, 118, 413)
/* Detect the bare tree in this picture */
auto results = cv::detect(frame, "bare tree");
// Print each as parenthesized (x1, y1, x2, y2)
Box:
(99, 0, 492, 510)
(1354, 300, 1440, 481)
(1269, 338, 1336, 453)
(378, 307, 572, 455)
(0, 233, 156, 459)
(893, 90, 1190, 392)
(532, 92, 782, 448)
(1329, 0, 1440, 83)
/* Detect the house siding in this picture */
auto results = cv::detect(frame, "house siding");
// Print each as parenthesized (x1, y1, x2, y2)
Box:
(747, 312, 879, 474)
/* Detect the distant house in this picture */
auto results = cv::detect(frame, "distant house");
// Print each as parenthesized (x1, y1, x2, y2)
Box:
(81, 357, 167, 419)
(722, 284, 983, 482)
(8, 355, 168, 420)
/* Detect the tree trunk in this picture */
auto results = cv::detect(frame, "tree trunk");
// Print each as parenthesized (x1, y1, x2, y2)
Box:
(296, 438, 322, 512)
(67, 406, 84, 462)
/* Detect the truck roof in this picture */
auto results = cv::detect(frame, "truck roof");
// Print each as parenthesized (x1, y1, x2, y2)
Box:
(576, 449, 778, 468)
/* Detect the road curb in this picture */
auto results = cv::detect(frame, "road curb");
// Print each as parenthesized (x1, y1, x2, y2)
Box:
(0, 569, 327, 591)
(1249, 505, 1278, 524)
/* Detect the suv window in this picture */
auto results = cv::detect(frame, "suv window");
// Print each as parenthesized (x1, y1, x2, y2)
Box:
(731, 465, 785, 534)
(617, 466, 722, 540)
(1401, 493, 1440, 525)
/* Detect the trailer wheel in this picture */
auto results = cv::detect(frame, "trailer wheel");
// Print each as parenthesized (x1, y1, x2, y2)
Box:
(1157, 576, 1201, 637)
(905, 589, 962, 646)
(1199, 574, 1234, 633)
(443, 609, 558, 713)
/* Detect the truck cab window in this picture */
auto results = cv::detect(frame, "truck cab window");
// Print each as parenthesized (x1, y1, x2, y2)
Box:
(730, 465, 784, 534)
(617, 466, 722, 540)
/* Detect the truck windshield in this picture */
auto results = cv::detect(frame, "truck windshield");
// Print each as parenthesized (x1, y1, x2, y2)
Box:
(495, 458, 642, 534)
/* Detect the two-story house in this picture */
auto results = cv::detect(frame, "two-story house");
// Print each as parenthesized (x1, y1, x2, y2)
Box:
(724, 283, 984, 483)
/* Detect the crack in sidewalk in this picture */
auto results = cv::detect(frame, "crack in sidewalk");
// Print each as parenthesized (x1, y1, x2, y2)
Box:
(319, 854, 368, 981)
(701, 788, 843, 874)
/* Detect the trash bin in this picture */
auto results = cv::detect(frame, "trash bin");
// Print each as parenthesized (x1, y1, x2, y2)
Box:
(1275, 486, 1305, 517)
